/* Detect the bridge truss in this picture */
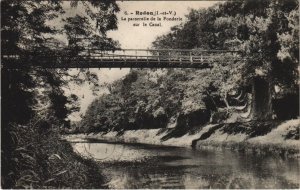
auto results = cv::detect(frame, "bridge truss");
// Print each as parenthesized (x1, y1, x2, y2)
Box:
(2, 49, 243, 69)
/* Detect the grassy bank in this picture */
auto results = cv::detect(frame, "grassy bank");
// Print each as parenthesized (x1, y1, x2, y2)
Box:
(65, 119, 300, 158)
(193, 119, 299, 157)
(1, 121, 107, 189)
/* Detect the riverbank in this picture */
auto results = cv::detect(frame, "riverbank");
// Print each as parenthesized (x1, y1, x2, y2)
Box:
(1, 122, 107, 189)
(65, 119, 300, 158)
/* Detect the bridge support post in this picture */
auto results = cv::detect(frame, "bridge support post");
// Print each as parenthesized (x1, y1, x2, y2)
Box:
(190, 52, 193, 64)
(135, 50, 137, 63)
(146, 50, 149, 64)
(123, 50, 125, 62)
(158, 52, 160, 63)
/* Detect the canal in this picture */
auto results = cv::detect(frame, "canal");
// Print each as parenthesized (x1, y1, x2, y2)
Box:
(72, 141, 299, 189)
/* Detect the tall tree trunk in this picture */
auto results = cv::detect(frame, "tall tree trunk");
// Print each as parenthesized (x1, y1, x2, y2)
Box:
(251, 76, 273, 120)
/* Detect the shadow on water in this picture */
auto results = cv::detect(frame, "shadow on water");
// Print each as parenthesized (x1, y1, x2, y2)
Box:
(72, 141, 300, 189)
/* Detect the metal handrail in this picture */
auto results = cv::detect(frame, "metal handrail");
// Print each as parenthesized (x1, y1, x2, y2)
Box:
(1, 48, 244, 69)
(78, 48, 241, 53)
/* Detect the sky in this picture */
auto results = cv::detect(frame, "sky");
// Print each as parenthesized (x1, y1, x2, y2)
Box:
(107, 1, 219, 49)
(66, 1, 219, 121)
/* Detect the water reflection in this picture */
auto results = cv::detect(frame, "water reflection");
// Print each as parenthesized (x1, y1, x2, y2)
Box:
(73, 142, 153, 162)
(72, 142, 300, 189)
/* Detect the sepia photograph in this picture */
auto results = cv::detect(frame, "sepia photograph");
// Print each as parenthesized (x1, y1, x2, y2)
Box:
(1, 0, 299, 189)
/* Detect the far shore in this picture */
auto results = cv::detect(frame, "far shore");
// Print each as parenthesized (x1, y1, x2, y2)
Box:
(64, 119, 300, 158)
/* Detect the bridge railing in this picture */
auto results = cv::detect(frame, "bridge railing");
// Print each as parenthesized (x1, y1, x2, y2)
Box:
(2, 48, 243, 68)
(77, 48, 241, 62)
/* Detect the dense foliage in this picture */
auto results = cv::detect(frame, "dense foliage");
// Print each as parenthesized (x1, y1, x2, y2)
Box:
(80, 0, 299, 133)
(1, 0, 119, 188)
(153, 0, 299, 93)
(2, 0, 120, 125)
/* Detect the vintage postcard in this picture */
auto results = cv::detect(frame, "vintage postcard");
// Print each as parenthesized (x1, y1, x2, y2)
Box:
(1, 0, 299, 189)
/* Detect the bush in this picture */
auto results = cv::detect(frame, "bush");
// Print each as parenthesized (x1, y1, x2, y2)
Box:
(1, 120, 106, 189)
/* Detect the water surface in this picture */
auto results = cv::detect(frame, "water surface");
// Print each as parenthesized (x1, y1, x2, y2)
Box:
(73, 141, 300, 189)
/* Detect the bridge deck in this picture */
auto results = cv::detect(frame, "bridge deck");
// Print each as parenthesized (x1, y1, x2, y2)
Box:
(2, 49, 243, 68)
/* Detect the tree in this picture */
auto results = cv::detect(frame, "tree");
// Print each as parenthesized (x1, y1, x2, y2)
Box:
(1, 1, 64, 124)
(1, 1, 120, 188)
(2, 0, 121, 124)
(152, 0, 299, 121)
